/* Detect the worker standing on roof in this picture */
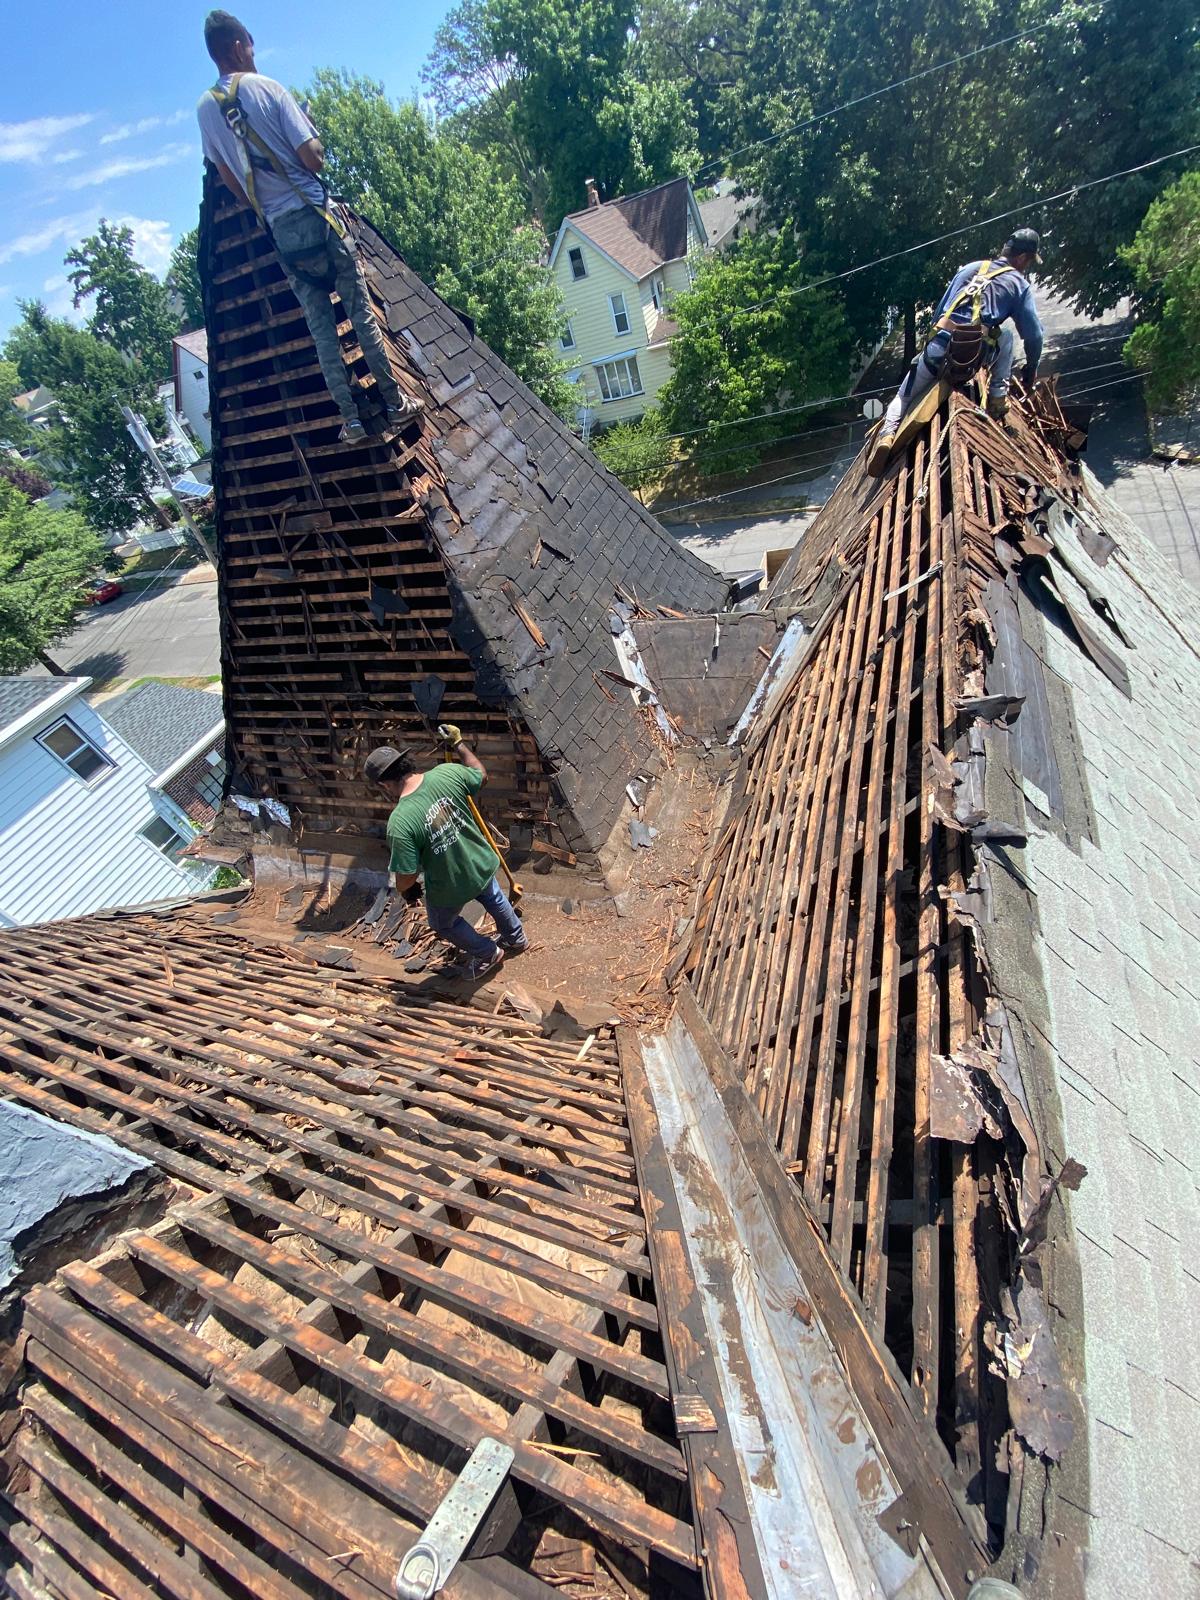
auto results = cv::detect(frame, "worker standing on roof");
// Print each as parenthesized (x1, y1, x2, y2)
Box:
(365, 731, 528, 981)
(872, 229, 1044, 463)
(196, 11, 422, 445)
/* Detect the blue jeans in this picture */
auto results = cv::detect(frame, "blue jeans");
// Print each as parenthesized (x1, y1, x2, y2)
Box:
(426, 876, 523, 959)
(883, 324, 1016, 432)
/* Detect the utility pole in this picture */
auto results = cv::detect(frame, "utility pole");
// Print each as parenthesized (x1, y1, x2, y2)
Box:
(120, 403, 218, 567)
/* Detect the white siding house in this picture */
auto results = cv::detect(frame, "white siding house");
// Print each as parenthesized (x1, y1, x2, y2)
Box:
(171, 328, 212, 451)
(0, 678, 207, 927)
(549, 178, 709, 427)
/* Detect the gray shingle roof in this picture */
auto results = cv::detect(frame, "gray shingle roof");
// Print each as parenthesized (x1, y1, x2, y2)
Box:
(0, 677, 86, 732)
(563, 177, 693, 277)
(101, 681, 223, 776)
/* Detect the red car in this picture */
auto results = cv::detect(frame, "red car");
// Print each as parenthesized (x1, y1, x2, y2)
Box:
(86, 578, 124, 605)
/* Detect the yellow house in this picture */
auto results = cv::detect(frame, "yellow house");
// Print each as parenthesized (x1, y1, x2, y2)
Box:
(548, 177, 709, 428)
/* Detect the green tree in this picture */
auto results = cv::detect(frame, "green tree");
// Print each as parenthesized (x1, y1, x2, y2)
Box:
(3, 300, 162, 537)
(0, 359, 34, 453)
(167, 226, 205, 331)
(1121, 169, 1200, 411)
(657, 231, 854, 474)
(0, 479, 106, 673)
(423, 0, 551, 217)
(423, 0, 698, 229)
(65, 219, 179, 376)
(591, 411, 673, 499)
(721, 0, 1031, 358)
(1017, 0, 1200, 314)
(305, 71, 578, 415)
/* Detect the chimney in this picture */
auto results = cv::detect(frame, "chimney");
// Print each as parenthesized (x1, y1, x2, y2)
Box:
(585, 178, 600, 209)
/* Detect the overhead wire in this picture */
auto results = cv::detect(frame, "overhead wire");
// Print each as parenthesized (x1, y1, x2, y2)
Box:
(695, 13, 1070, 179)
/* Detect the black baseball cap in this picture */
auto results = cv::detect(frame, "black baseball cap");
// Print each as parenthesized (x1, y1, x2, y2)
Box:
(1005, 227, 1042, 262)
(364, 746, 411, 782)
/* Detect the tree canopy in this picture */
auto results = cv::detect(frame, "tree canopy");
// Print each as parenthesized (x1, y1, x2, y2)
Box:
(65, 219, 179, 378)
(657, 231, 854, 473)
(2, 300, 162, 537)
(304, 70, 578, 415)
(167, 226, 205, 332)
(0, 478, 106, 674)
(1122, 169, 1200, 412)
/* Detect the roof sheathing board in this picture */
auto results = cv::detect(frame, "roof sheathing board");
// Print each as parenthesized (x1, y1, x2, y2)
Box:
(680, 383, 1133, 1581)
(0, 908, 706, 1597)
(199, 172, 726, 856)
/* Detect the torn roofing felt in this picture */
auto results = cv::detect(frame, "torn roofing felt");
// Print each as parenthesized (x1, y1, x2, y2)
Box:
(678, 377, 1168, 1589)
(198, 167, 727, 857)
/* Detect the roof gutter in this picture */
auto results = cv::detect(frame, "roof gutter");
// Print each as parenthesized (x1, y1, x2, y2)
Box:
(0, 678, 91, 756)
(150, 719, 224, 789)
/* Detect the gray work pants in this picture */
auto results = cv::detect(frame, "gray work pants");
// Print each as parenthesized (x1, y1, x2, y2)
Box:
(270, 204, 402, 424)
(883, 323, 1016, 433)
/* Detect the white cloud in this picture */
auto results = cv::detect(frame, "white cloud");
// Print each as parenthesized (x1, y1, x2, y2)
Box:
(0, 212, 96, 267)
(48, 148, 85, 165)
(61, 142, 195, 191)
(0, 114, 95, 164)
(40, 274, 86, 324)
(99, 109, 189, 146)
(117, 216, 174, 278)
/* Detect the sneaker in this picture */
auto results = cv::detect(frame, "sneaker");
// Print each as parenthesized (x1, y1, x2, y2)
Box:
(385, 396, 424, 431)
(339, 417, 368, 444)
(461, 946, 503, 980)
(501, 932, 529, 954)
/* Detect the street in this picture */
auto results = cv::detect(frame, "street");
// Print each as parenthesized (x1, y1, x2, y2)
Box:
(52, 568, 221, 684)
(671, 293, 1200, 589)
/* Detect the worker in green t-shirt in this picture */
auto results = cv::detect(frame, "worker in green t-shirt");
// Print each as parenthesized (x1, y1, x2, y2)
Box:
(365, 728, 527, 978)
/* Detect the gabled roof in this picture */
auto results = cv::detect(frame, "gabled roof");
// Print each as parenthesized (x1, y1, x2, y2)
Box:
(172, 327, 208, 363)
(198, 169, 727, 858)
(0, 676, 87, 742)
(552, 177, 705, 281)
(102, 681, 222, 778)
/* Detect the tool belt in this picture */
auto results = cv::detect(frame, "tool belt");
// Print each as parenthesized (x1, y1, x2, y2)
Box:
(932, 258, 1011, 386)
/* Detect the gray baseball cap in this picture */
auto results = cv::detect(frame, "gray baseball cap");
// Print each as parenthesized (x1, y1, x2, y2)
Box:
(1005, 227, 1042, 262)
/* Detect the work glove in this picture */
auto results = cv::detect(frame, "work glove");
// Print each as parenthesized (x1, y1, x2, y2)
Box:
(437, 723, 464, 748)
(400, 882, 422, 906)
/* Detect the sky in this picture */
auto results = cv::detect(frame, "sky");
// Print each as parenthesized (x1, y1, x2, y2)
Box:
(0, 0, 452, 341)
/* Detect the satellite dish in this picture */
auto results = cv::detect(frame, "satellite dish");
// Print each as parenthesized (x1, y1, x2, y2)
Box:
(862, 397, 884, 421)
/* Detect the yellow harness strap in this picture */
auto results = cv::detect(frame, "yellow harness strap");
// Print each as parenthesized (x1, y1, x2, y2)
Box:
(934, 258, 1014, 334)
(208, 74, 345, 238)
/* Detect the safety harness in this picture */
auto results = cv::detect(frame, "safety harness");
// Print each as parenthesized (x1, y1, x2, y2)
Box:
(208, 74, 348, 289)
(931, 258, 1016, 385)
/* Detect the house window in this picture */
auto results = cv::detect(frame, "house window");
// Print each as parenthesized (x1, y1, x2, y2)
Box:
(141, 814, 189, 861)
(609, 293, 631, 336)
(594, 356, 644, 402)
(560, 321, 576, 352)
(195, 753, 227, 810)
(651, 277, 666, 312)
(568, 246, 587, 281)
(37, 718, 114, 784)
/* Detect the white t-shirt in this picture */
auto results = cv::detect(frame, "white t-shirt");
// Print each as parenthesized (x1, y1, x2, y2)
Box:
(196, 72, 325, 224)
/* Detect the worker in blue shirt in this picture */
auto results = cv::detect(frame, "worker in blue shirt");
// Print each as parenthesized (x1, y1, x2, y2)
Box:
(877, 229, 1044, 450)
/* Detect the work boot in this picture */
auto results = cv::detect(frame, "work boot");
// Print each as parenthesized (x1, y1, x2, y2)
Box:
(866, 430, 897, 478)
(986, 393, 1010, 422)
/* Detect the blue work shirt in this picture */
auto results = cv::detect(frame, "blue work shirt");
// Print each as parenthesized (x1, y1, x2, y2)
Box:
(936, 258, 1043, 371)
(197, 73, 326, 225)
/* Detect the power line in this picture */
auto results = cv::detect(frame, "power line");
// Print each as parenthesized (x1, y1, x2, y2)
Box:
(1058, 370, 1149, 400)
(731, 142, 1200, 321)
(697, 13, 1068, 180)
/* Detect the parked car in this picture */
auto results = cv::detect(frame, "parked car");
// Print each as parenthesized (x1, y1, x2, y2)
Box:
(86, 578, 124, 605)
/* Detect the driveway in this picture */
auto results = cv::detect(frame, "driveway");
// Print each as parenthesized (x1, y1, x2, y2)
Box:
(52, 569, 221, 683)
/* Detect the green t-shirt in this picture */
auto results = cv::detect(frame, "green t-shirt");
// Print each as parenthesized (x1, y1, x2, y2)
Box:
(386, 764, 499, 908)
